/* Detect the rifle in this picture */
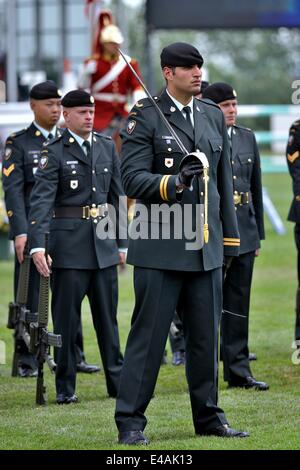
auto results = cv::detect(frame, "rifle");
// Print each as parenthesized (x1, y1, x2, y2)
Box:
(7, 243, 38, 376)
(29, 233, 62, 405)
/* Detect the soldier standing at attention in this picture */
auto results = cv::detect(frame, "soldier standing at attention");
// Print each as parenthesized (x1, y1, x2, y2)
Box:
(286, 118, 300, 353)
(2, 81, 100, 377)
(203, 82, 268, 391)
(28, 90, 126, 404)
(115, 42, 249, 445)
(2, 81, 61, 377)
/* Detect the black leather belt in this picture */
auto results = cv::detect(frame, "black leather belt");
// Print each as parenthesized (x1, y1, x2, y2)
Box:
(53, 204, 108, 219)
(233, 192, 252, 205)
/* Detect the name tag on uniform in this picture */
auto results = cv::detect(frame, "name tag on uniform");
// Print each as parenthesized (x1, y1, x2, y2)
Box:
(29, 150, 41, 157)
(162, 135, 174, 145)
(66, 161, 78, 165)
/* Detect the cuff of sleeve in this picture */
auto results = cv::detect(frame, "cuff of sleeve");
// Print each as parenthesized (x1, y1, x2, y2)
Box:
(15, 233, 27, 239)
(30, 248, 45, 255)
(159, 175, 178, 202)
(223, 237, 240, 257)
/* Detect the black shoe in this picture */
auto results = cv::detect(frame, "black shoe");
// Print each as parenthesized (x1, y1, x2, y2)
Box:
(18, 366, 38, 378)
(197, 424, 249, 438)
(229, 376, 269, 391)
(249, 352, 257, 361)
(172, 351, 185, 366)
(76, 361, 101, 373)
(56, 394, 78, 405)
(118, 430, 149, 445)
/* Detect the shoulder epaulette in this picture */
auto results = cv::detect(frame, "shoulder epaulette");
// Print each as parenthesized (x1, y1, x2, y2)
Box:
(196, 97, 221, 110)
(7, 128, 27, 140)
(234, 124, 253, 133)
(132, 97, 154, 110)
(94, 132, 112, 141)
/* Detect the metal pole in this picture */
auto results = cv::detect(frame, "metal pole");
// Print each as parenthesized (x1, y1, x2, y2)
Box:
(61, 0, 67, 86)
(115, 0, 128, 50)
(6, 0, 18, 101)
(35, 0, 42, 70)
(145, 27, 154, 94)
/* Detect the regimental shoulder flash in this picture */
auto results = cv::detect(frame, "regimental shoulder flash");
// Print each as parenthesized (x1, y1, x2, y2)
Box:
(3, 146, 12, 160)
(127, 120, 136, 134)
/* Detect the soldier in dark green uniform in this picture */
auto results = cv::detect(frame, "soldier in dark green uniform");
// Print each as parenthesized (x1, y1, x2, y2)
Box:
(203, 82, 268, 391)
(2, 81, 99, 376)
(2, 81, 62, 377)
(28, 89, 126, 404)
(115, 42, 249, 445)
(286, 118, 300, 352)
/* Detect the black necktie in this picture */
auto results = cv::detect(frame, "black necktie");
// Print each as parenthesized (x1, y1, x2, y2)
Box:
(83, 140, 91, 158)
(182, 106, 194, 136)
(48, 133, 54, 140)
(228, 128, 232, 155)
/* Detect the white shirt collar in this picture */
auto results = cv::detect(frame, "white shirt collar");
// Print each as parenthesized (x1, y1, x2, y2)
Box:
(33, 121, 57, 139)
(68, 129, 92, 149)
(166, 89, 194, 114)
(166, 90, 194, 125)
(227, 126, 232, 138)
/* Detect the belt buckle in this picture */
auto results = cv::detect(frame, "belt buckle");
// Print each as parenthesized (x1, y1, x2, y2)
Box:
(90, 207, 99, 218)
(98, 203, 108, 219)
(82, 206, 90, 219)
(233, 194, 241, 205)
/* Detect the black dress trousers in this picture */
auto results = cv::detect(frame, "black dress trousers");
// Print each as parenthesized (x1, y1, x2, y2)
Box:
(115, 266, 227, 433)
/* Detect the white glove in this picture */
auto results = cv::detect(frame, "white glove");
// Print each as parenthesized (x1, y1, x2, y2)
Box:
(85, 60, 97, 74)
(77, 60, 97, 88)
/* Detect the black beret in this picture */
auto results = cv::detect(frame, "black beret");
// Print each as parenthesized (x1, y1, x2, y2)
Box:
(202, 82, 237, 104)
(61, 90, 95, 107)
(61, 90, 95, 108)
(30, 80, 62, 100)
(160, 42, 204, 68)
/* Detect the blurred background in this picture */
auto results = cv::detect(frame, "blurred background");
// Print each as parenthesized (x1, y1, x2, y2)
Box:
(0, 4, 300, 448)
(0, 1, 300, 146)
(0, 0, 300, 257)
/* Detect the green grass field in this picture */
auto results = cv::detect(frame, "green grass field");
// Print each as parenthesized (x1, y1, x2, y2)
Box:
(0, 173, 299, 450)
